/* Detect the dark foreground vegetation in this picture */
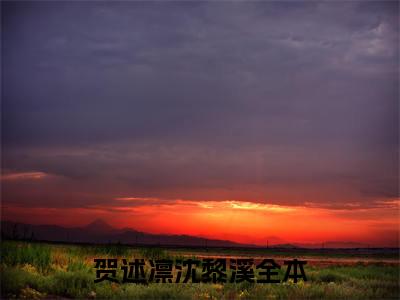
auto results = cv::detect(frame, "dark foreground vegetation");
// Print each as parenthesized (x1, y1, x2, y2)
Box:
(1, 240, 399, 299)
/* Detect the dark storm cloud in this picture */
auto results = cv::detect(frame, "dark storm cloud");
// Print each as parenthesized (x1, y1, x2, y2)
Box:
(2, 1, 398, 208)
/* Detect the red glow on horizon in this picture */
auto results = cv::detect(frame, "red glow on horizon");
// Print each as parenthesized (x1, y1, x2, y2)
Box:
(3, 198, 399, 247)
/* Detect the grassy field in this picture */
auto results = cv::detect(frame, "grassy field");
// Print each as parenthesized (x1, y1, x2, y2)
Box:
(1, 240, 399, 299)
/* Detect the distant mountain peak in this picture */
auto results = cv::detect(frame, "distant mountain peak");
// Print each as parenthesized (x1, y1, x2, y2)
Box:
(84, 218, 115, 233)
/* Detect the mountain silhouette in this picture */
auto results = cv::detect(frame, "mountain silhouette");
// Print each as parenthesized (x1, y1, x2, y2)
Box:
(83, 219, 116, 234)
(0, 220, 250, 247)
(1, 220, 384, 249)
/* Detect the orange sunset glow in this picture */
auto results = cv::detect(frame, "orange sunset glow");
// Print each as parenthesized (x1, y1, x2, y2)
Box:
(2, 0, 399, 251)
(3, 192, 399, 247)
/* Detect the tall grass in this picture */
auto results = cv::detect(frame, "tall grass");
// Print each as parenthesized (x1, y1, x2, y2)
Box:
(1, 241, 51, 272)
(1, 241, 399, 299)
(138, 247, 170, 260)
(90, 244, 131, 256)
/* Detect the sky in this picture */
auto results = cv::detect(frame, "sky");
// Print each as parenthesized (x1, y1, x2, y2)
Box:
(1, 1, 399, 246)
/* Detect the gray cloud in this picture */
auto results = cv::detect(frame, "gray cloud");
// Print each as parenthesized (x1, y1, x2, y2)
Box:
(2, 1, 398, 209)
